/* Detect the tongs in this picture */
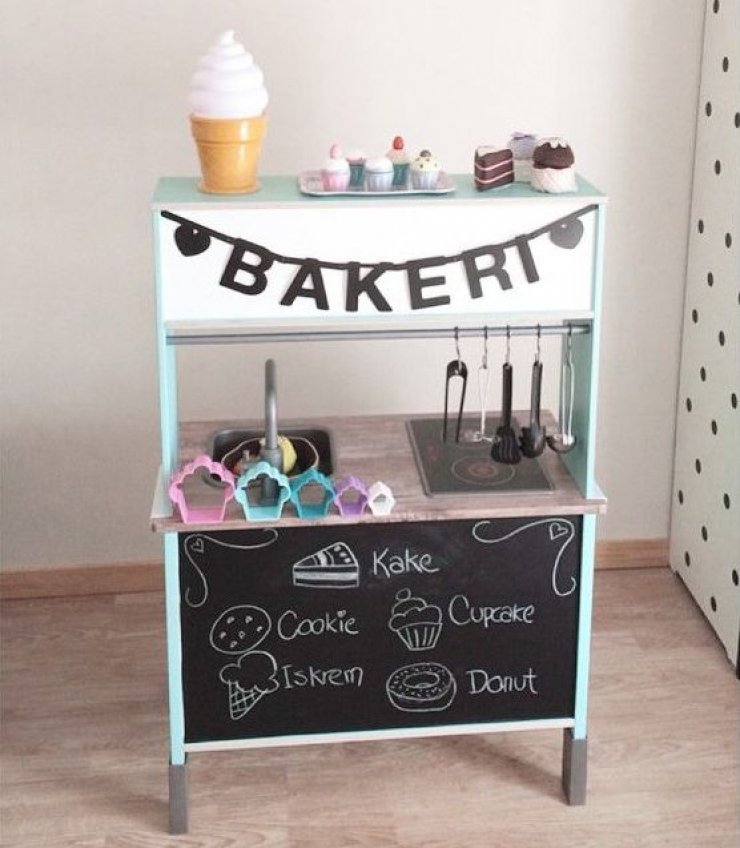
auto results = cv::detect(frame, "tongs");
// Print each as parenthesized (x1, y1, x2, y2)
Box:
(443, 329, 468, 443)
(547, 326, 577, 453)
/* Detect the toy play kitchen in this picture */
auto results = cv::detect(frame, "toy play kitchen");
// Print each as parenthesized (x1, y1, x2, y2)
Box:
(151, 32, 606, 834)
(150, 174, 607, 832)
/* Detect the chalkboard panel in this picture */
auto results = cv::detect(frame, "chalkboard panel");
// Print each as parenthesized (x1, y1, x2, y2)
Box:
(178, 517, 581, 744)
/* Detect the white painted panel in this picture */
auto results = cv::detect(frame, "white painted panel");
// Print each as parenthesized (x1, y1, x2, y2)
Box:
(156, 199, 597, 326)
(670, 0, 740, 666)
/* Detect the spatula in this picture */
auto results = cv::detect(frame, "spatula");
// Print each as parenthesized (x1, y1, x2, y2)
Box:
(490, 361, 521, 464)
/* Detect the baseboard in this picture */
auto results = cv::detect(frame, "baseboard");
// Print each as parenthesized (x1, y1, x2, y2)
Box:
(0, 538, 669, 601)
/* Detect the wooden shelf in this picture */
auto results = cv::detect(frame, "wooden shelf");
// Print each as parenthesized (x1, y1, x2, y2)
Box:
(151, 412, 606, 534)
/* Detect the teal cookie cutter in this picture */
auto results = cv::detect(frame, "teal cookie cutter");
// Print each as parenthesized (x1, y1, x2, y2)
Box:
(235, 461, 291, 522)
(289, 467, 335, 519)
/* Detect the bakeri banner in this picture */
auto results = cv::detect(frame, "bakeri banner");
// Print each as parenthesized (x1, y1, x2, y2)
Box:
(160, 204, 597, 317)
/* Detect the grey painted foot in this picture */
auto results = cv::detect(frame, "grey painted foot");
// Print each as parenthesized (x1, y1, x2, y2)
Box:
(169, 759, 188, 834)
(562, 728, 587, 805)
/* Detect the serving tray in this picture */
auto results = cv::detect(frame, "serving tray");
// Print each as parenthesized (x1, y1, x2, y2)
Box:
(298, 170, 456, 197)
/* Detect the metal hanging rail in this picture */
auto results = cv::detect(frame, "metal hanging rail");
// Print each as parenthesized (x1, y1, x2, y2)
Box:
(168, 321, 591, 346)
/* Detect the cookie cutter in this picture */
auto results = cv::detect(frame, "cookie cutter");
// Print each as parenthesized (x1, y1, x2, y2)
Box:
(168, 455, 236, 524)
(367, 481, 396, 516)
(289, 468, 335, 519)
(333, 475, 369, 517)
(234, 461, 291, 522)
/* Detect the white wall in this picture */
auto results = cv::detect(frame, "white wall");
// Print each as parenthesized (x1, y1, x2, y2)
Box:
(0, 0, 705, 568)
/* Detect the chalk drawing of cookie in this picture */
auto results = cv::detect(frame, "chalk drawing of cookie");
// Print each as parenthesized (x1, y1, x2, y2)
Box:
(210, 605, 272, 654)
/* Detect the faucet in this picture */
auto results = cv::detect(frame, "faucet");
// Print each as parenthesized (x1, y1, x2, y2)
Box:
(259, 359, 282, 503)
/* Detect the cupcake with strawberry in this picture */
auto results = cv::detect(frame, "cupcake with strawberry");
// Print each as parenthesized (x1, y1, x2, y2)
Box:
(387, 135, 411, 186)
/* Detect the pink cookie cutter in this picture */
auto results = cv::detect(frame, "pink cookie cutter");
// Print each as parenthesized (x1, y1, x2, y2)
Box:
(169, 455, 236, 524)
(333, 475, 369, 517)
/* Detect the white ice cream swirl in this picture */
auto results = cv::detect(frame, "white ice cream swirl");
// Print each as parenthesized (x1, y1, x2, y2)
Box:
(189, 30, 268, 119)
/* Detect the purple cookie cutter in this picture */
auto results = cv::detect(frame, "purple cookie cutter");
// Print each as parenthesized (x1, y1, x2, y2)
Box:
(333, 475, 369, 517)
(169, 455, 236, 524)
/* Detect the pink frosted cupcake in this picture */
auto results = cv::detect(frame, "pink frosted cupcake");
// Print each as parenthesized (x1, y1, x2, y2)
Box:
(321, 144, 350, 191)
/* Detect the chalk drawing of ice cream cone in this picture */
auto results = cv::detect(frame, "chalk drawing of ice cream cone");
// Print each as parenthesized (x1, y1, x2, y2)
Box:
(218, 650, 279, 720)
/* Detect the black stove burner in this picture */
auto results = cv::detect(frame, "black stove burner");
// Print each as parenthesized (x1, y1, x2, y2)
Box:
(407, 417, 552, 496)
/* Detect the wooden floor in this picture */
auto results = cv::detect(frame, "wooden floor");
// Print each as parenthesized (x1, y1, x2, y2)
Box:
(1, 568, 737, 847)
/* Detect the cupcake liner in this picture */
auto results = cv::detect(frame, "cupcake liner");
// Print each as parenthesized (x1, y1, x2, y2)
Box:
(366, 172, 393, 192)
(396, 622, 442, 651)
(348, 162, 365, 187)
(530, 165, 576, 194)
(411, 170, 439, 190)
(322, 171, 350, 192)
(392, 163, 409, 186)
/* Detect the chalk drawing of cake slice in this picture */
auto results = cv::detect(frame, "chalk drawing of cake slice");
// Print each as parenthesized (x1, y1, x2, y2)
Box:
(292, 542, 360, 589)
(218, 651, 279, 720)
(388, 588, 443, 651)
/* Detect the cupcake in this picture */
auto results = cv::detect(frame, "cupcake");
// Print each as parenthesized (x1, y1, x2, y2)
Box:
(321, 143, 350, 192)
(530, 137, 577, 193)
(346, 148, 366, 187)
(387, 135, 411, 186)
(364, 156, 394, 191)
(389, 588, 443, 651)
(507, 132, 538, 183)
(410, 149, 440, 190)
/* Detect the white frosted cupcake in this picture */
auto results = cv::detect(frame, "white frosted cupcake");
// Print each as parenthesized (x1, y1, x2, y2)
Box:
(410, 149, 440, 190)
(364, 156, 393, 191)
(321, 143, 350, 192)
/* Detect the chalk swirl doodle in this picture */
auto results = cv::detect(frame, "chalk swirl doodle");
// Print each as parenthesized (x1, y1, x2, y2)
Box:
(471, 518, 577, 597)
(182, 531, 279, 608)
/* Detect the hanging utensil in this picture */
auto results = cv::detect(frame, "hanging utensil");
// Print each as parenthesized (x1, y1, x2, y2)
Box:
(474, 327, 492, 442)
(442, 328, 468, 443)
(520, 327, 546, 458)
(547, 325, 577, 453)
(490, 328, 521, 464)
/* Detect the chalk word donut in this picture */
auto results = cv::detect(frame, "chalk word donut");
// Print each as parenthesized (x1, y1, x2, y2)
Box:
(386, 662, 457, 712)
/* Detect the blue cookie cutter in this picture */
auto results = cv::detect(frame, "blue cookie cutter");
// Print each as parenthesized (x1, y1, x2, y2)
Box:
(289, 467, 335, 519)
(235, 461, 291, 521)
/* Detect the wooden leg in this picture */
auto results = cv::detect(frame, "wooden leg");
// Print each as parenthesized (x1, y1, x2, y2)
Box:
(562, 728, 587, 805)
(169, 758, 188, 834)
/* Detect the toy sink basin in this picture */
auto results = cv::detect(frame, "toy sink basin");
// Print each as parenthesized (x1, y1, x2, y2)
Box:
(211, 427, 335, 477)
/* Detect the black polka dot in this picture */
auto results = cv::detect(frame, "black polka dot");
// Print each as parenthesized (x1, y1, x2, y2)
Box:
(707, 271, 714, 286)
(705, 101, 712, 116)
(725, 233, 732, 248)
(711, 419, 718, 435)
(713, 0, 719, 11)
(735, 112, 740, 128)
(692, 308, 699, 323)
(722, 57, 729, 72)
(732, 570, 738, 587)
(700, 366, 707, 381)
(701, 525, 708, 541)
(678, 489, 684, 504)
(714, 160, 722, 174)
(723, 493, 731, 509)
(732, 393, 738, 409)
(718, 330, 726, 346)
(686, 397, 693, 412)
(710, 596, 717, 612)
(684, 551, 691, 566)
(695, 458, 702, 473)
(698, 219, 704, 234)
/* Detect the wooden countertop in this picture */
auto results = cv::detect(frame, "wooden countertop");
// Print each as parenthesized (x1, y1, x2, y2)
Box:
(151, 412, 606, 533)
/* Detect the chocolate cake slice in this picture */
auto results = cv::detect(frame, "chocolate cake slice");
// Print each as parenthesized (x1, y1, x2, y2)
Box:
(474, 146, 514, 191)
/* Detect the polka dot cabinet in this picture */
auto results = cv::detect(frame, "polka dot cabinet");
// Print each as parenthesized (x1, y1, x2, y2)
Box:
(670, 0, 739, 667)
